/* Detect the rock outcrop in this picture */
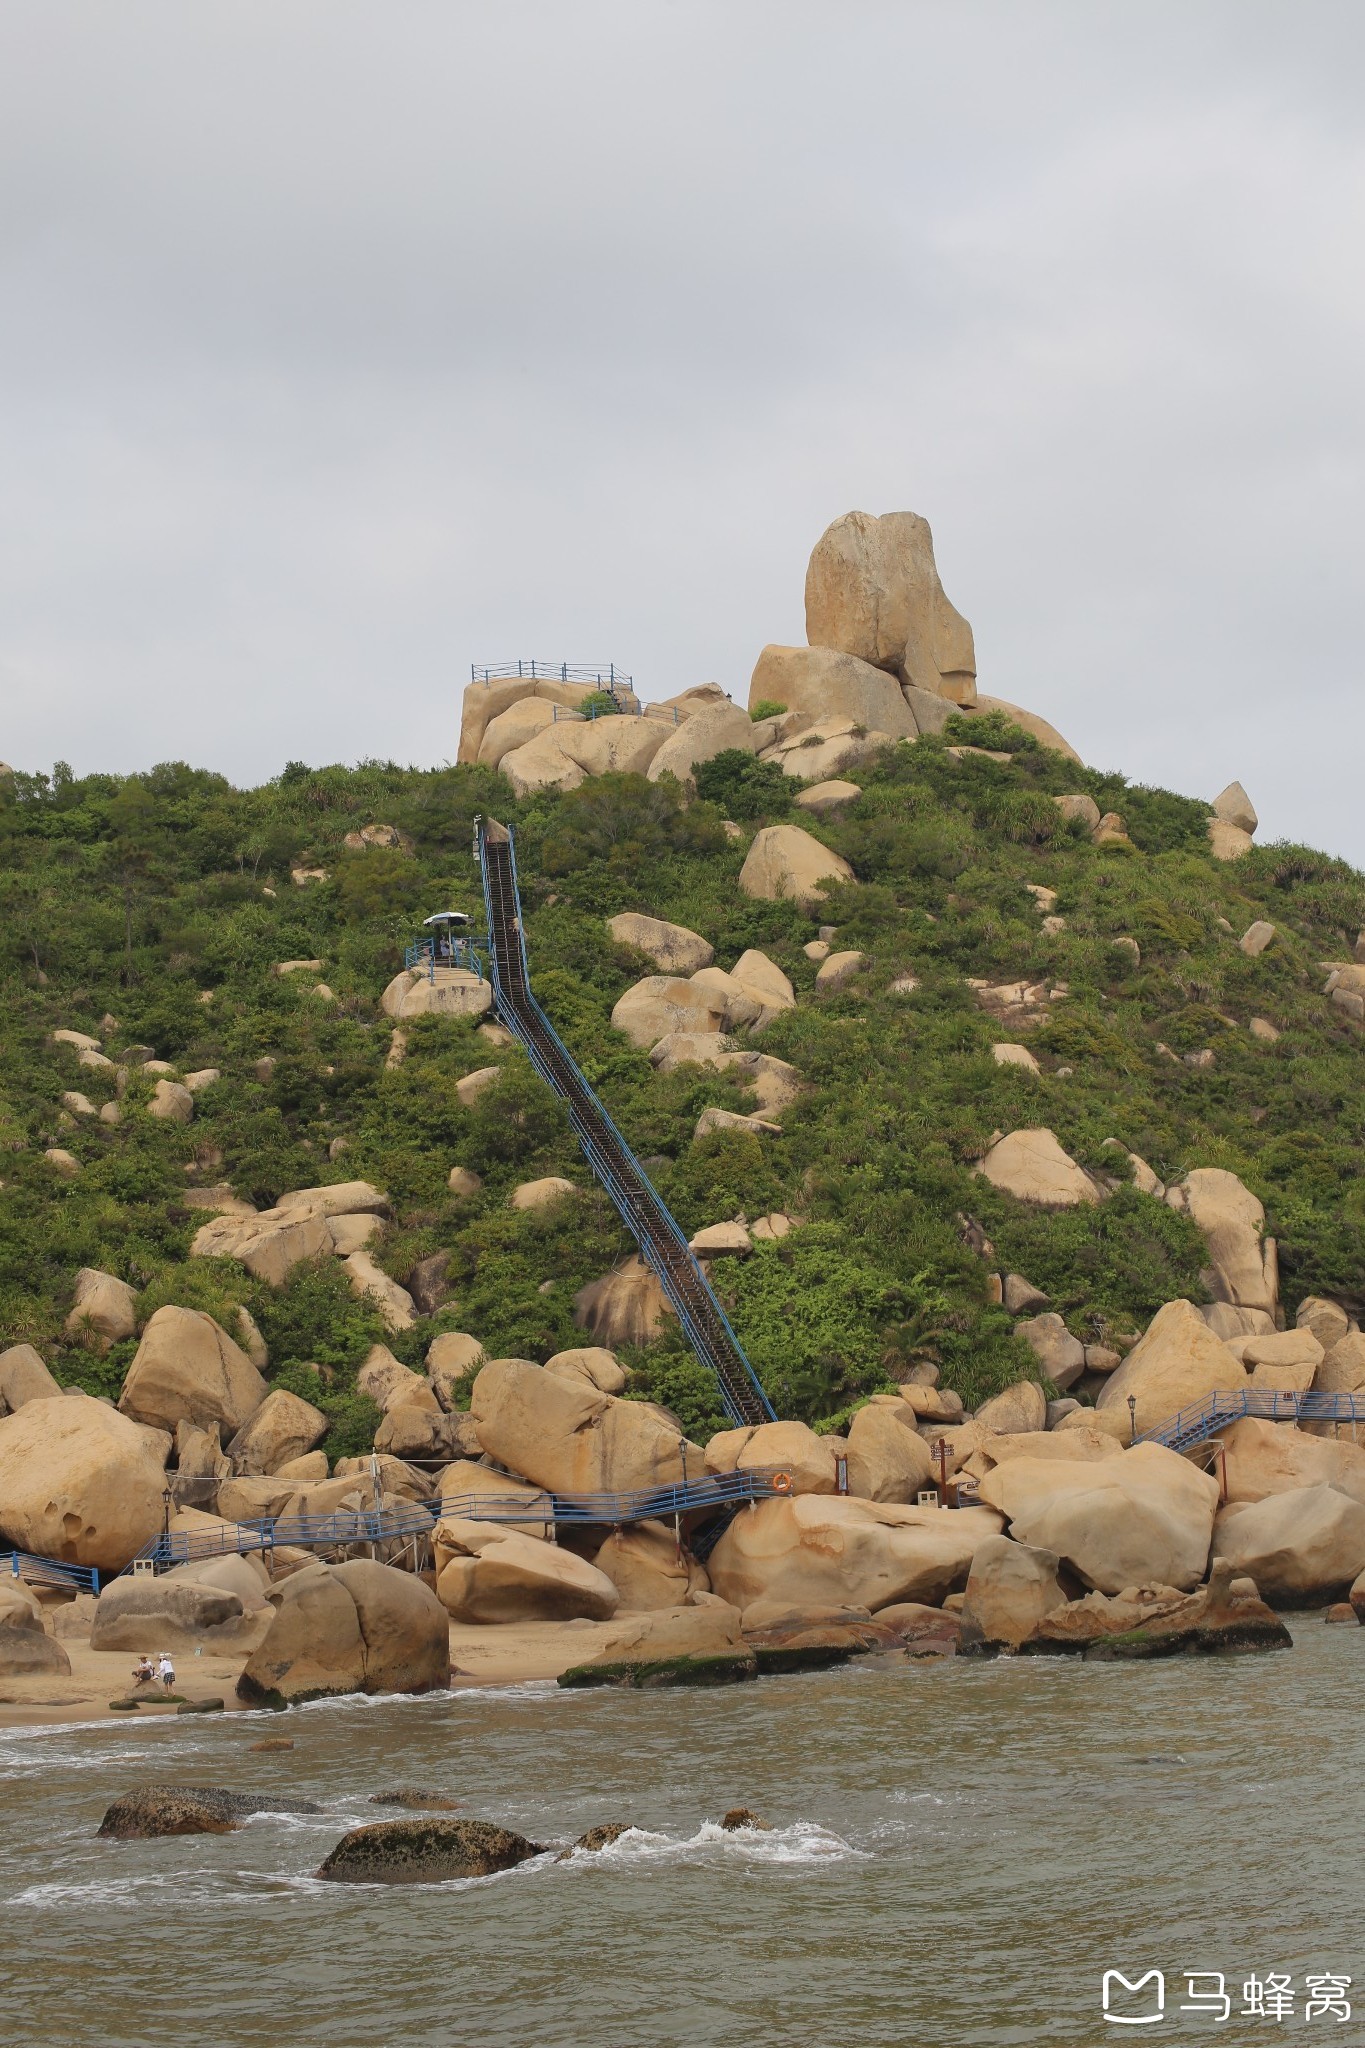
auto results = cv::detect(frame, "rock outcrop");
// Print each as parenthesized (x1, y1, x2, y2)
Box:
(379, 966, 493, 1022)
(224, 1389, 328, 1476)
(706, 1495, 1003, 1612)
(747, 645, 922, 740)
(976, 1442, 1218, 1594)
(237, 1559, 449, 1706)
(90, 1573, 270, 1653)
(593, 1519, 710, 1610)
(959, 1536, 1067, 1649)
(842, 1404, 936, 1502)
(737, 825, 854, 910)
(1217, 1416, 1365, 1505)
(1165, 1169, 1276, 1313)
(608, 913, 714, 974)
(1096, 1299, 1247, 1436)
(1213, 1485, 1365, 1605)
(63, 1269, 138, 1353)
(470, 1357, 699, 1493)
(119, 1306, 268, 1437)
(802, 509, 977, 703)
(573, 1258, 671, 1348)
(433, 1518, 621, 1623)
(0, 1342, 63, 1410)
(0, 1395, 168, 1572)
(317, 1817, 542, 1886)
(975, 1129, 1103, 1208)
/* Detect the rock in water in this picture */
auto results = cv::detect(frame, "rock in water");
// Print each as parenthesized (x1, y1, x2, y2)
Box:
(316, 1817, 541, 1886)
(558, 1823, 635, 1858)
(720, 1807, 772, 1832)
(98, 1786, 322, 1838)
(368, 1789, 461, 1811)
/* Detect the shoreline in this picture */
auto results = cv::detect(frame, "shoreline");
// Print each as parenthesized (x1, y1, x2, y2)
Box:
(0, 1617, 645, 1729)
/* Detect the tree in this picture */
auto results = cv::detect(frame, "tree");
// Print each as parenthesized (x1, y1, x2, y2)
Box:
(107, 778, 158, 983)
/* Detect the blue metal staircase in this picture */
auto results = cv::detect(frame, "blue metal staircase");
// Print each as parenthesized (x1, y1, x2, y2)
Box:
(474, 816, 775, 1429)
(1136, 1388, 1365, 1452)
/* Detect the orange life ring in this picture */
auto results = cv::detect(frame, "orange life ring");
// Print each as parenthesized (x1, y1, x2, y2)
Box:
(770, 1470, 793, 1494)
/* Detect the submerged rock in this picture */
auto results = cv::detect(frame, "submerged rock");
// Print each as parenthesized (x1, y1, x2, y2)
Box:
(719, 1807, 772, 1832)
(98, 1785, 322, 1838)
(368, 1788, 461, 1811)
(558, 1650, 758, 1690)
(316, 1817, 541, 1886)
(557, 1822, 636, 1859)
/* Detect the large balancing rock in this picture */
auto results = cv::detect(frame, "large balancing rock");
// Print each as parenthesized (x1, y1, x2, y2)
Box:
(236, 1560, 449, 1708)
(316, 1818, 542, 1886)
(803, 508, 977, 703)
(0, 1394, 168, 1573)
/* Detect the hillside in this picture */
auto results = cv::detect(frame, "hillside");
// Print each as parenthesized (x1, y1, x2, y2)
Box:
(3, 707, 1363, 1453)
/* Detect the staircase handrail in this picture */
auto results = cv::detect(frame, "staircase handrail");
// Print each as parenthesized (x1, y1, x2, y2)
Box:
(116, 1467, 790, 1575)
(3, 1550, 100, 1594)
(1136, 1388, 1365, 1450)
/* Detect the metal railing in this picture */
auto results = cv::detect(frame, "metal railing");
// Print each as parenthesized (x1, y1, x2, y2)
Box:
(470, 662, 633, 689)
(404, 934, 486, 982)
(118, 1468, 788, 1575)
(475, 816, 774, 1429)
(4, 1551, 100, 1593)
(1137, 1389, 1365, 1453)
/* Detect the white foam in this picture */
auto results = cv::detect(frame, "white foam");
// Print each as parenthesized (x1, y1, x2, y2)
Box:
(557, 1818, 863, 1868)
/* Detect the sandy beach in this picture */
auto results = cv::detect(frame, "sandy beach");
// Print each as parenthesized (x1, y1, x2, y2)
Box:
(0, 1618, 636, 1727)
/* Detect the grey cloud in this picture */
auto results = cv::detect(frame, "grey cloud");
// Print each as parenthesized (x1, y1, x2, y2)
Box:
(1, 0, 1363, 859)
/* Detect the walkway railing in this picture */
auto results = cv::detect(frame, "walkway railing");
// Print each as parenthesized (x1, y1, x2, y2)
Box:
(470, 662, 633, 689)
(4, 1551, 100, 1594)
(404, 935, 486, 981)
(1136, 1389, 1365, 1453)
(118, 1468, 788, 1575)
(475, 816, 775, 1429)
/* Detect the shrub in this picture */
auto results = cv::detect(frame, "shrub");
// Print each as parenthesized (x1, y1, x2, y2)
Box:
(693, 750, 793, 821)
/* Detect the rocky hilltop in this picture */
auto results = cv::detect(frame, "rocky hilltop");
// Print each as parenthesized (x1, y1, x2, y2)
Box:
(3, 506, 1365, 1694)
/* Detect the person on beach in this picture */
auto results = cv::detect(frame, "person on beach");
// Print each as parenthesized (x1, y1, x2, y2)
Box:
(158, 1652, 175, 1692)
(132, 1655, 155, 1686)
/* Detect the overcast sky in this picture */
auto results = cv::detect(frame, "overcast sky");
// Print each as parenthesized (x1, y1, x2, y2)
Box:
(2, 2, 1362, 856)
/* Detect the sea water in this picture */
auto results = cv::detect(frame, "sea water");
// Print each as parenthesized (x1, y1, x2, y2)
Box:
(0, 1625, 1359, 2048)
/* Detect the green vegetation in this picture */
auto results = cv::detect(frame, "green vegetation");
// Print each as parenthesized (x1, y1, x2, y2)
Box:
(3, 719, 1363, 1449)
